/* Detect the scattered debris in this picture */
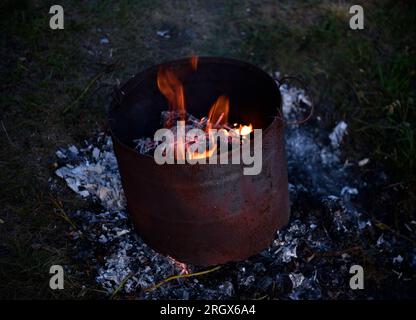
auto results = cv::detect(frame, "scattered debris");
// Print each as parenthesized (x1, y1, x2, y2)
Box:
(53, 78, 416, 300)
(289, 272, 304, 289)
(68, 145, 79, 155)
(156, 30, 170, 38)
(329, 121, 348, 148)
(340, 187, 359, 197)
(56, 150, 67, 159)
(280, 84, 311, 120)
(100, 37, 110, 45)
(55, 135, 125, 211)
(358, 158, 370, 167)
(393, 255, 404, 264)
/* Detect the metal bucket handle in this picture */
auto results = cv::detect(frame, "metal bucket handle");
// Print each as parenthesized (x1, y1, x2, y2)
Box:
(274, 76, 314, 126)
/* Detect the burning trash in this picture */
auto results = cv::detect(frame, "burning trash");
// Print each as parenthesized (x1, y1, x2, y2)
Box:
(133, 59, 254, 163)
(107, 57, 290, 265)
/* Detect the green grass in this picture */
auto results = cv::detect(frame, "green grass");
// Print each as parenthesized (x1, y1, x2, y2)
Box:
(0, 0, 415, 299)
(239, 2, 415, 211)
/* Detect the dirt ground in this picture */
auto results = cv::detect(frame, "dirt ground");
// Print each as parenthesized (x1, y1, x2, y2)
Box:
(0, 0, 415, 299)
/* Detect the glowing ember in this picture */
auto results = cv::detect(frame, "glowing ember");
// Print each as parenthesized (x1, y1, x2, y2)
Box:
(238, 124, 253, 137)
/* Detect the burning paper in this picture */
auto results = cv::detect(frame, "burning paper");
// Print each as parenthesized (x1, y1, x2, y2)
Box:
(134, 57, 253, 162)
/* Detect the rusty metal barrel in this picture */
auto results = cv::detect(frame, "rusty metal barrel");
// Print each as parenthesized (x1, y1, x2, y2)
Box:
(108, 57, 289, 265)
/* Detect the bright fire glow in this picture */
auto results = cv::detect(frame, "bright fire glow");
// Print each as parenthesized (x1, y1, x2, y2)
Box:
(157, 67, 186, 126)
(157, 56, 253, 161)
(207, 95, 229, 130)
(238, 124, 253, 136)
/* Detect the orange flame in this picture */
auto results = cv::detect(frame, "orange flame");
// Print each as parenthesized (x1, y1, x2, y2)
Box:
(190, 56, 198, 71)
(157, 67, 186, 124)
(207, 95, 229, 130)
(156, 58, 253, 161)
(187, 135, 217, 160)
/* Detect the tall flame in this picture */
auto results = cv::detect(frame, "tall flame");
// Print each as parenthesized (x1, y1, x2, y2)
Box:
(207, 95, 229, 130)
(155, 56, 253, 161)
(157, 67, 186, 125)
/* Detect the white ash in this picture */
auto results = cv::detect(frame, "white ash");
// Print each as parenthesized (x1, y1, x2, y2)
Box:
(55, 135, 125, 211)
(276, 241, 298, 263)
(56, 150, 66, 159)
(289, 272, 305, 289)
(377, 233, 385, 247)
(156, 30, 170, 38)
(218, 281, 234, 297)
(281, 82, 352, 196)
(358, 158, 370, 167)
(92, 147, 100, 160)
(52, 79, 416, 300)
(393, 255, 404, 264)
(68, 145, 79, 155)
(329, 121, 348, 148)
(241, 275, 256, 287)
(100, 37, 110, 45)
(341, 186, 359, 197)
(279, 83, 311, 120)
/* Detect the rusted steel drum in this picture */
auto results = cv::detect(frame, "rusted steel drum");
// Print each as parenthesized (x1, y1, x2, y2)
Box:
(108, 57, 289, 266)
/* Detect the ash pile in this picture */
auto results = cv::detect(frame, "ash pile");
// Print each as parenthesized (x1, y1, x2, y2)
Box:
(52, 79, 416, 299)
